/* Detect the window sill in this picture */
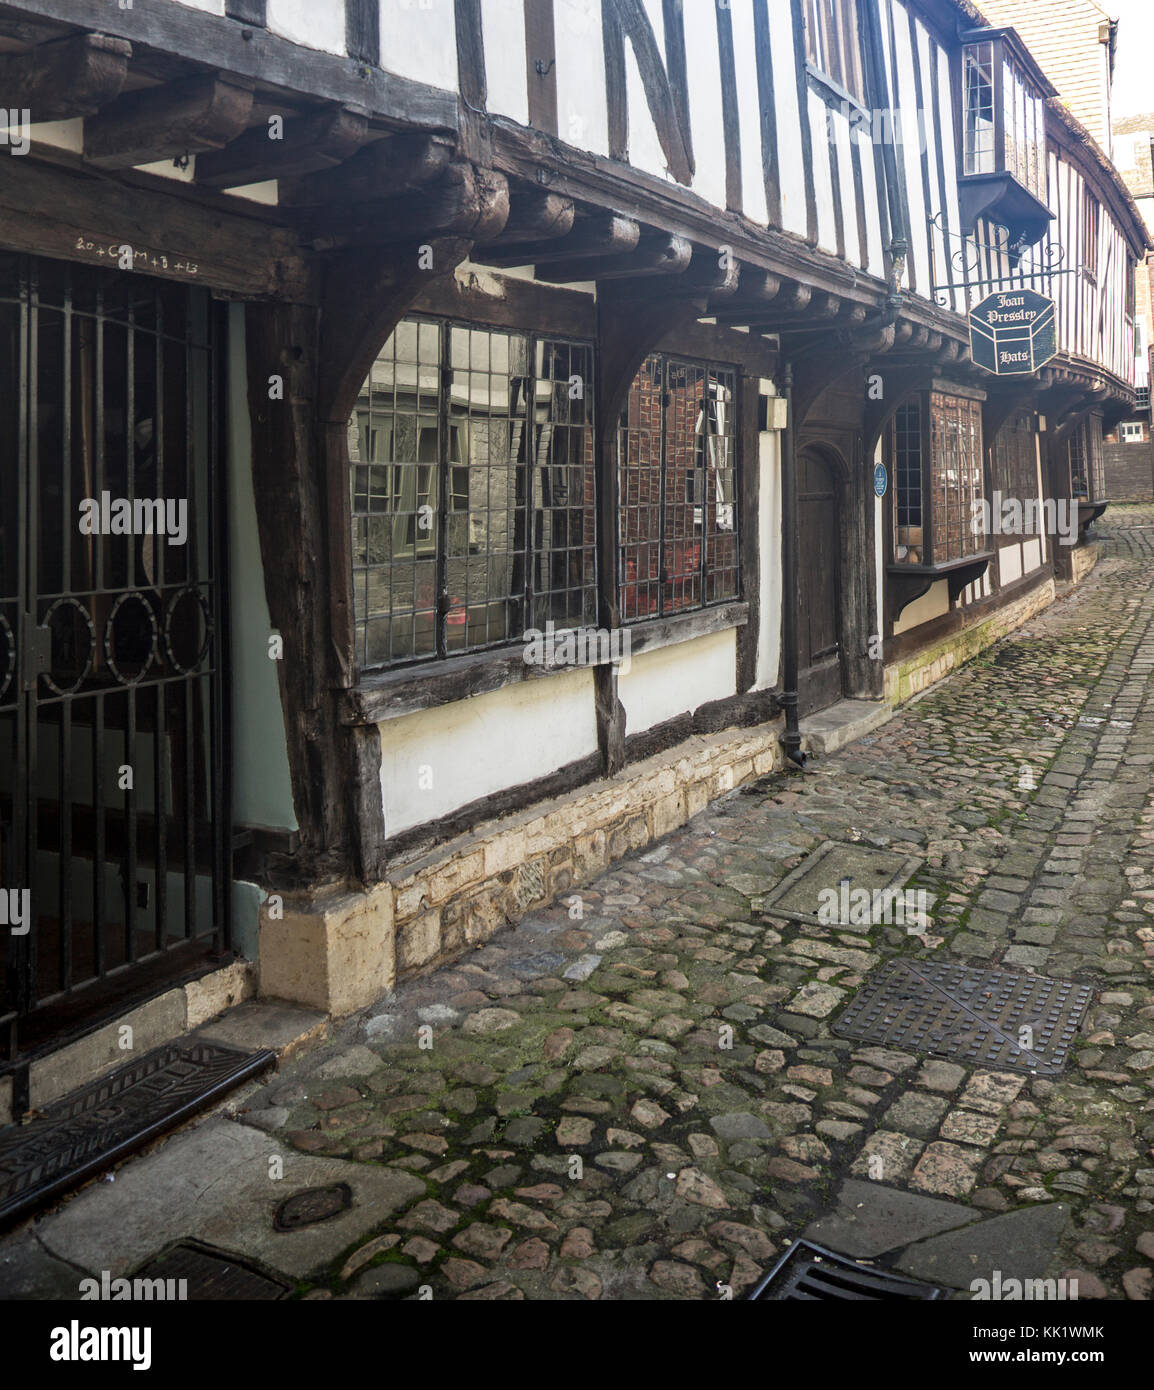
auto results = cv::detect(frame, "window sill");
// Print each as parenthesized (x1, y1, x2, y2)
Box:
(887, 553, 992, 622)
(347, 602, 749, 725)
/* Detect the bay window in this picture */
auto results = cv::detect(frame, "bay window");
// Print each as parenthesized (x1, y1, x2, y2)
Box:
(889, 390, 988, 569)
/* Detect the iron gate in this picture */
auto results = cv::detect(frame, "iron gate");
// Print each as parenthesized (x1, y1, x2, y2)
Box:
(0, 255, 229, 1070)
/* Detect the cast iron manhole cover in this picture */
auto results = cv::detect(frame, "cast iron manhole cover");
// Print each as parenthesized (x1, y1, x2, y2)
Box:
(747, 1239, 944, 1300)
(832, 959, 1093, 1075)
(133, 1240, 293, 1300)
(273, 1182, 353, 1231)
(753, 841, 923, 930)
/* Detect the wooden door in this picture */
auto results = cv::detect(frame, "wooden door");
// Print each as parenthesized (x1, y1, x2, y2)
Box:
(797, 448, 842, 714)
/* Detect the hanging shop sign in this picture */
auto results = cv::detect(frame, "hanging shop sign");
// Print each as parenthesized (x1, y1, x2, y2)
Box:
(969, 289, 1057, 375)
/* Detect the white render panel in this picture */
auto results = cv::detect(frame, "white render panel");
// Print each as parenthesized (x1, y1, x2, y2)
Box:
(1022, 537, 1043, 573)
(624, 38, 667, 180)
(998, 543, 1023, 587)
(619, 629, 737, 735)
(482, 0, 529, 127)
(683, 3, 727, 210)
(769, 7, 807, 238)
(379, 669, 598, 835)
(554, 0, 608, 154)
(267, 0, 346, 56)
(890, 6, 931, 297)
(832, 110, 858, 266)
(731, 0, 769, 226)
(808, 92, 837, 255)
(858, 124, 886, 277)
(173, 0, 226, 13)
(756, 420, 782, 690)
(379, 0, 459, 91)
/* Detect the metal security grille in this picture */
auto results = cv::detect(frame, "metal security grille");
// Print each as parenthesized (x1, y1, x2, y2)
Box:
(350, 317, 597, 669)
(0, 255, 228, 1067)
(832, 959, 1093, 1075)
(618, 355, 739, 621)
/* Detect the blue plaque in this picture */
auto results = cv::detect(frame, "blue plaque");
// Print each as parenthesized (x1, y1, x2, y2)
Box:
(873, 462, 887, 498)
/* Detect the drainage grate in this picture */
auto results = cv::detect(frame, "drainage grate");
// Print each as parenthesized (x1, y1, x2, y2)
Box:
(747, 1239, 945, 1300)
(133, 1240, 293, 1300)
(752, 841, 924, 930)
(832, 959, 1093, 1075)
(0, 1042, 275, 1228)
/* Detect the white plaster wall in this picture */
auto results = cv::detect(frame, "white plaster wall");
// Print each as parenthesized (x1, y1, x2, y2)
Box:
(379, 0, 460, 90)
(893, 580, 949, 635)
(619, 629, 737, 735)
(624, 13, 667, 180)
(554, 0, 608, 153)
(998, 542, 1023, 587)
(267, 0, 346, 55)
(174, 0, 226, 13)
(769, 6, 806, 239)
(683, 1, 727, 210)
(482, 0, 529, 126)
(808, 91, 837, 255)
(1022, 537, 1043, 573)
(731, 1, 769, 225)
(29, 119, 82, 153)
(379, 668, 598, 834)
(756, 413, 782, 690)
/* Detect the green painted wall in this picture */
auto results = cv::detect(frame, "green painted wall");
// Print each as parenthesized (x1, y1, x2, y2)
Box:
(227, 303, 297, 834)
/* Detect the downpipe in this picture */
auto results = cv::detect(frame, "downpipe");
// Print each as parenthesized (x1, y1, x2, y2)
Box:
(777, 361, 806, 769)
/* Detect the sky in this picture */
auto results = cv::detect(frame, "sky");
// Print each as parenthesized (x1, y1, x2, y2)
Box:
(1110, 0, 1154, 120)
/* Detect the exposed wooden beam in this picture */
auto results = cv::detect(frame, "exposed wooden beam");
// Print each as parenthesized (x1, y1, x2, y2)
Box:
(0, 32, 131, 122)
(678, 252, 740, 297)
(536, 231, 691, 283)
(0, 0, 457, 131)
(196, 105, 370, 188)
(309, 163, 509, 249)
(0, 143, 309, 300)
(479, 212, 640, 268)
(280, 132, 453, 207)
(85, 74, 254, 170)
(226, 0, 266, 23)
(487, 191, 574, 245)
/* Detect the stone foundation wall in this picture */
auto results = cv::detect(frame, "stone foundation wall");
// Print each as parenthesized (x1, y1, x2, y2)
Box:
(885, 576, 1057, 706)
(1070, 540, 1100, 586)
(260, 717, 787, 1015)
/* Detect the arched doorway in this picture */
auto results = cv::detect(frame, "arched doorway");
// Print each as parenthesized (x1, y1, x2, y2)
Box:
(797, 446, 843, 714)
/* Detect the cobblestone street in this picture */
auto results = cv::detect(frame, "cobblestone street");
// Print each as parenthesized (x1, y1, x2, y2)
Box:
(18, 510, 1154, 1303)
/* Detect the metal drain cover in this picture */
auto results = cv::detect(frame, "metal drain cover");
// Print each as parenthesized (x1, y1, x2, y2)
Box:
(133, 1241, 293, 1300)
(747, 1239, 945, 1300)
(833, 959, 1093, 1075)
(274, 1182, 353, 1231)
(753, 841, 923, 930)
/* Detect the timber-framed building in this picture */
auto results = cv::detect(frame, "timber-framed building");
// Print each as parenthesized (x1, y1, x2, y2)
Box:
(0, 0, 1146, 1121)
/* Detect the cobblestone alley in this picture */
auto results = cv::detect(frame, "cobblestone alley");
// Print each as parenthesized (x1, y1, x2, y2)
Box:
(11, 510, 1154, 1303)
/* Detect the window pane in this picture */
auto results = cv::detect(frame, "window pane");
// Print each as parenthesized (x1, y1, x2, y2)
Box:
(618, 355, 740, 620)
(964, 44, 995, 175)
(892, 400, 923, 564)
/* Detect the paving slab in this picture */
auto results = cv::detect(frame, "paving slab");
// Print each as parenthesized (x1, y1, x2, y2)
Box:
(34, 1118, 425, 1279)
(895, 1203, 1072, 1290)
(803, 1178, 980, 1257)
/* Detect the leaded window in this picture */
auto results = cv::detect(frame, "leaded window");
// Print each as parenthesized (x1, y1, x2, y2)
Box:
(350, 318, 596, 669)
(618, 355, 739, 620)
